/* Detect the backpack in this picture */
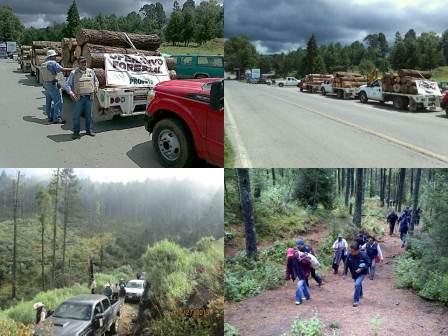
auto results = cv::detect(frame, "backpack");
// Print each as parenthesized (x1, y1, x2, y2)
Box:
(298, 253, 312, 277)
(305, 252, 320, 268)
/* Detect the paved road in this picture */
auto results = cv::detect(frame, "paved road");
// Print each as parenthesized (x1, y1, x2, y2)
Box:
(0, 59, 161, 167)
(225, 81, 448, 167)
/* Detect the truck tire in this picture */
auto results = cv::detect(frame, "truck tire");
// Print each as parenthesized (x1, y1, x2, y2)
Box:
(393, 96, 409, 110)
(36, 69, 40, 83)
(359, 92, 368, 104)
(109, 319, 118, 335)
(278, 83, 284, 87)
(337, 90, 344, 99)
(153, 118, 194, 168)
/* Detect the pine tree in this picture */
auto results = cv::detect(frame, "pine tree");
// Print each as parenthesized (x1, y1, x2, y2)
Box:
(66, 0, 80, 37)
(303, 34, 326, 74)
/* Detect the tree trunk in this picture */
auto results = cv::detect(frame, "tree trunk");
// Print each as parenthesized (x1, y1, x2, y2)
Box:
(77, 28, 161, 51)
(410, 169, 422, 235)
(369, 169, 374, 197)
(380, 168, 386, 207)
(62, 178, 69, 285)
(41, 214, 45, 291)
(52, 169, 60, 288)
(344, 168, 350, 207)
(237, 169, 257, 257)
(386, 168, 392, 207)
(12, 171, 20, 299)
(272, 168, 276, 186)
(410, 168, 414, 196)
(353, 168, 363, 227)
(397, 168, 406, 212)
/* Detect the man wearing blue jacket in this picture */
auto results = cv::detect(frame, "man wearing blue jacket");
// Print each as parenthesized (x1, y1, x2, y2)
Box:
(296, 239, 323, 286)
(344, 243, 371, 307)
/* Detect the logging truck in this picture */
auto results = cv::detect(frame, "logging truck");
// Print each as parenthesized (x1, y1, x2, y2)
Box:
(320, 80, 359, 99)
(358, 79, 442, 112)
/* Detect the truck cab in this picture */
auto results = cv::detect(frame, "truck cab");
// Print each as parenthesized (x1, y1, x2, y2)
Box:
(359, 79, 383, 101)
(320, 80, 333, 95)
(174, 55, 224, 79)
(278, 77, 300, 87)
(145, 78, 224, 167)
(33, 294, 121, 336)
(124, 279, 146, 302)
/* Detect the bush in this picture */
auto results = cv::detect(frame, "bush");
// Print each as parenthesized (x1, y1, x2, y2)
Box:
(281, 312, 323, 336)
(0, 320, 33, 336)
(225, 322, 240, 336)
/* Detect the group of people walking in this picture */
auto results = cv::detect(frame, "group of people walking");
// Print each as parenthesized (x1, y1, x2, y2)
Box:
(284, 205, 422, 308)
(40, 50, 99, 139)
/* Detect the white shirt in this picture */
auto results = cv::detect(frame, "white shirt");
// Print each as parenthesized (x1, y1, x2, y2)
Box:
(332, 238, 348, 250)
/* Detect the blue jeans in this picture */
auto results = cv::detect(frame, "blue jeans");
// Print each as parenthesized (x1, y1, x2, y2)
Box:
(369, 258, 377, 278)
(400, 231, 407, 244)
(354, 274, 365, 303)
(43, 82, 62, 121)
(295, 279, 311, 302)
(73, 95, 93, 133)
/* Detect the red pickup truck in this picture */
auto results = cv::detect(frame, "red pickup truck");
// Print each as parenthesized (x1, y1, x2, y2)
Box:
(145, 78, 224, 167)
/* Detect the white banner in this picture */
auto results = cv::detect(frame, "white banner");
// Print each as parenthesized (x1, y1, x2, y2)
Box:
(104, 53, 170, 87)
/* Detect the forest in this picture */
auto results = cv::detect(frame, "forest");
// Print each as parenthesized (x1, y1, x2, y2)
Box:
(224, 29, 448, 78)
(224, 169, 448, 336)
(0, 0, 223, 47)
(0, 169, 224, 336)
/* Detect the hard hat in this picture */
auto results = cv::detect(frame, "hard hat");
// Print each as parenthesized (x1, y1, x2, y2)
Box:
(46, 49, 57, 58)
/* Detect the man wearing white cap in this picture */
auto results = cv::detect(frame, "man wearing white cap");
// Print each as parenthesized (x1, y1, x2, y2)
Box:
(41, 50, 65, 124)
(33, 301, 47, 324)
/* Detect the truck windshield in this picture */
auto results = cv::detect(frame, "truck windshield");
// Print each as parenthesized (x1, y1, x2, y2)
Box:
(127, 282, 143, 288)
(53, 303, 92, 321)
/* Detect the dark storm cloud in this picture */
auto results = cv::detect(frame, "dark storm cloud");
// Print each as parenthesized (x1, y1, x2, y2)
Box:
(0, 0, 220, 27)
(224, 0, 447, 53)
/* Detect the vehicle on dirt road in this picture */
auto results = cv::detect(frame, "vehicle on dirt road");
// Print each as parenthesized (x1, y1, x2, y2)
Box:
(320, 80, 358, 99)
(358, 79, 442, 112)
(276, 77, 300, 87)
(173, 55, 224, 79)
(124, 279, 146, 303)
(33, 294, 121, 336)
(145, 78, 224, 167)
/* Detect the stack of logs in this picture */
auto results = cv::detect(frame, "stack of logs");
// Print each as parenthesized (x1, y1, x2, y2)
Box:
(75, 28, 175, 87)
(61, 38, 78, 67)
(332, 72, 366, 88)
(31, 41, 62, 66)
(304, 74, 334, 85)
(382, 69, 432, 94)
(19, 45, 31, 60)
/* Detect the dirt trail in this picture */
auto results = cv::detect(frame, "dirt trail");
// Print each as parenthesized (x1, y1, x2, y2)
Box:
(117, 303, 138, 336)
(225, 226, 448, 336)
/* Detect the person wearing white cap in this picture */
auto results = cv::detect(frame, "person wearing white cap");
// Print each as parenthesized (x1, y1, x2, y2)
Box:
(332, 233, 348, 274)
(33, 302, 47, 324)
(41, 50, 65, 124)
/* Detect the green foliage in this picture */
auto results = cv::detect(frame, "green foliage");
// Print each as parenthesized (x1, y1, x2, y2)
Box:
(0, 5, 24, 41)
(361, 216, 384, 237)
(281, 312, 323, 336)
(303, 35, 327, 75)
(224, 247, 285, 301)
(370, 314, 382, 336)
(224, 35, 259, 72)
(65, 0, 80, 37)
(225, 322, 240, 336)
(0, 284, 88, 324)
(293, 170, 335, 210)
(0, 320, 32, 336)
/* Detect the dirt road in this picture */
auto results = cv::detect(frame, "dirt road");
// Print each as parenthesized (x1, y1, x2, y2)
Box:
(225, 232, 448, 335)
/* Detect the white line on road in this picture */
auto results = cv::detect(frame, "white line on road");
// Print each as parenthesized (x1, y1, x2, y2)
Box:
(224, 95, 253, 167)
(261, 91, 448, 165)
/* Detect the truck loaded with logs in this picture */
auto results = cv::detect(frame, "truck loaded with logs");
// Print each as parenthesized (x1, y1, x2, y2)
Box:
(358, 69, 442, 112)
(320, 72, 367, 99)
(300, 74, 334, 93)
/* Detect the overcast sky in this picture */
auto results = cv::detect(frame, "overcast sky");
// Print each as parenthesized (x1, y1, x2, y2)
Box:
(0, 0, 219, 28)
(1, 168, 223, 188)
(225, 0, 447, 54)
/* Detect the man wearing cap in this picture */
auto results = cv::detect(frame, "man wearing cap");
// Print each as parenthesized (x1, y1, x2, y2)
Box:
(65, 57, 99, 139)
(332, 234, 348, 274)
(296, 239, 323, 286)
(40, 50, 65, 124)
(33, 302, 47, 324)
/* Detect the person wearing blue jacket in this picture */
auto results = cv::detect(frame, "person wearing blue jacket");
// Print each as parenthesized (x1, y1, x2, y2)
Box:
(398, 208, 410, 248)
(344, 243, 371, 307)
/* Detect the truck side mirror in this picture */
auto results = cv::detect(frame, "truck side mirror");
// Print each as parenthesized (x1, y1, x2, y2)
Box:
(94, 313, 104, 329)
(210, 81, 224, 111)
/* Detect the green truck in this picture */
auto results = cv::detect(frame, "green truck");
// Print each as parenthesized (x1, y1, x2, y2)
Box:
(173, 55, 224, 79)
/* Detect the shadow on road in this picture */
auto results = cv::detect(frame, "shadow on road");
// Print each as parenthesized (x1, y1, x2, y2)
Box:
(436, 113, 448, 119)
(126, 140, 160, 167)
(18, 74, 41, 87)
(353, 100, 437, 114)
(23, 115, 49, 125)
(47, 133, 79, 143)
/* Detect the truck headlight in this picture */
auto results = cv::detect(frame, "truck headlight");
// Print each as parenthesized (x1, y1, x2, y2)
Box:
(147, 89, 156, 105)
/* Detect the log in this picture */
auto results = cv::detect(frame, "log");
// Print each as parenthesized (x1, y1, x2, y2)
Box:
(398, 69, 431, 79)
(166, 57, 175, 71)
(93, 68, 106, 88)
(32, 41, 61, 49)
(77, 28, 160, 50)
(74, 46, 82, 59)
(393, 83, 401, 93)
(82, 44, 161, 68)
